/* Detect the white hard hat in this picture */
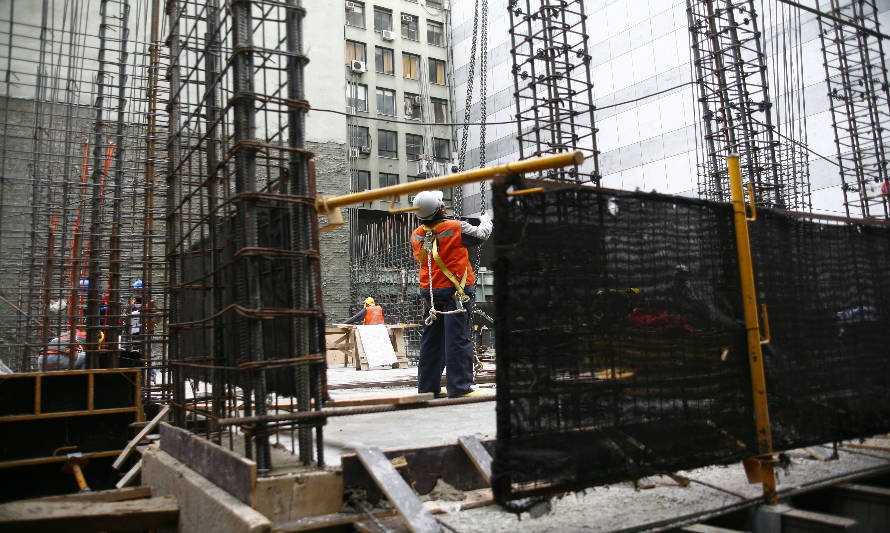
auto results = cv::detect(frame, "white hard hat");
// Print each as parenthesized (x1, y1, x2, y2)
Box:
(413, 190, 444, 220)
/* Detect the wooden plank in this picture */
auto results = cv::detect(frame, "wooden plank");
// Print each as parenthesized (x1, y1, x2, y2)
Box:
(355, 515, 412, 533)
(326, 394, 434, 409)
(272, 511, 398, 533)
(32, 487, 151, 503)
(159, 423, 257, 507)
(0, 407, 138, 423)
(0, 495, 178, 532)
(680, 524, 747, 533)
(458, 436, 492, 484)
(783, 508, 857, 530)
(355, 446, 441, 533)
(0, 450, 121, 470)
(115, 459, 142, 489)
(112, 404, 170, 469)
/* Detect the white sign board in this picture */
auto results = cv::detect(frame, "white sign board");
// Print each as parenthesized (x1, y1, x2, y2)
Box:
(355, 325, 397, 367)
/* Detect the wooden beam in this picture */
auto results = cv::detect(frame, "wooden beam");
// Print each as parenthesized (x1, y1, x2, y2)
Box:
(355, 447, 442, 533)
(458, 436, 492, 485)
(159, 423, 257, 506)
(32, 487, 151, 503)
(113, 404, 170, 469)
(115, 459, 142, 489)
(0, 495, 178, 532)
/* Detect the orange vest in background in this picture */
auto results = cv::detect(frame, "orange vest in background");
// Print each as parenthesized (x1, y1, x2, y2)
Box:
(411, 219, 476, 290)
(364, 305, 384, 325)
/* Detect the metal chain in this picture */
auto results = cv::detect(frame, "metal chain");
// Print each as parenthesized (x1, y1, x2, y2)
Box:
(454, 0, 481, 217)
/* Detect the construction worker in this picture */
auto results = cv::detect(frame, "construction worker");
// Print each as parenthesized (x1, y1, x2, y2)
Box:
(410, 190, 491, 397)
(344, 297, 385, 325)
(129, 280, 157, 381)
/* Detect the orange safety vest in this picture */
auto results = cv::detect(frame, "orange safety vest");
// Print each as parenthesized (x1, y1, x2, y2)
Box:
(410, 219, 476, 291)
(364, 305, 384, 325)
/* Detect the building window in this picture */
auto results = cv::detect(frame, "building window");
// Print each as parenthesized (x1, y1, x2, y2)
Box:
(441, 186, 453, 203)
(352, 170, 370, 192)
(376, 87, 395, 115)
(401, 13, 418, 40)
(402, 52, 420, 80)
(428, 58, 446, 84)
(404, 93, 422, 120)
(346, 83, 368, 112)
(379, 172, 399, 188)
(426, 0, 443, 8)
(349, 125, 370, 148)
(376, 47, 394, 75)
(433, 137, 450, 160)
(346, 40, 366, 63)
(346, 1, 365, 28)
(374, 6, 392, 32)
(427, 20, 444, 46)
(378, 129, 397, 158)
(431, 98, 447, 124)
(406, 134, 424, 160)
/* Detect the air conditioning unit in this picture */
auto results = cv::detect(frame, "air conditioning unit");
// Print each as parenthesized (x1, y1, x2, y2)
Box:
(346, 1, 358, 9)
(401, 14, 414, 22)
(350, 60, 366, 73)
(381, 30, 396, 41)
(359, 145, 372, 154)
(349, 148, 360, 158)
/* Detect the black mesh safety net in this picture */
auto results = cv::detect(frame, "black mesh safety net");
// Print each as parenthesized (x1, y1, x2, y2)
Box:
(751, 210, 890, 449)
(492, 183, 890, 503)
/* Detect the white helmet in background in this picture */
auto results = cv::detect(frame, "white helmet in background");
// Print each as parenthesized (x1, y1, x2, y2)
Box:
(413, 190, 444, 220)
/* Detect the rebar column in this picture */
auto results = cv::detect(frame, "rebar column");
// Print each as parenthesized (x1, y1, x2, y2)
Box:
(507, 0, 600, 184)
(285, 0, 318, 465)
(230, 0, 270, 470)
(816, 0, 890, 219)
(84, 0, 111, 368)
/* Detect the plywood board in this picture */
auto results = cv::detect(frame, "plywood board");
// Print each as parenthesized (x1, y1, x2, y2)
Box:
(356, 326, 397, 367)
(158, 423, 256, 506)
(0, 495, 178, 532)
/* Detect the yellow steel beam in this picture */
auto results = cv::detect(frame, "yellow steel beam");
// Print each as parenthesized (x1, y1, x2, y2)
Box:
(728, 154, 777, 504)
(316, 151, 584, 231)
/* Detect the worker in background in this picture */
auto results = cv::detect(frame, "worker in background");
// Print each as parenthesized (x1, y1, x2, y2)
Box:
(344, 297, 385, 325)
(129, 279, 157, 382)
(411, 190, 492, 398)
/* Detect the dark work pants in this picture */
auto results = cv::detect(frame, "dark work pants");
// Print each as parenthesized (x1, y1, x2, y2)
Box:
(418, 293, 474, 397)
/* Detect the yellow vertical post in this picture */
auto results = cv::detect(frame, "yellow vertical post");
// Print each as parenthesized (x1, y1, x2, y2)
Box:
(728, 154, 777, 504)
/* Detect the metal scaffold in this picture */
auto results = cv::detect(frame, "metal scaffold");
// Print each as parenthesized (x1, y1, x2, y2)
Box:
(816, 0, 890, 219)
(507, 0, 600, 184)
(0, 0, 169, 401)
(165, 0, 325, 470)
(686, 0, 810, 210)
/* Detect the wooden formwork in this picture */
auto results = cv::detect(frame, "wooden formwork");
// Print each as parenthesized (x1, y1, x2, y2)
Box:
(0, 368, 143, 501)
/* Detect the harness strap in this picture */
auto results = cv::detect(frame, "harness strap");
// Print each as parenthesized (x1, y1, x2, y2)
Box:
(419, 223, 468, 298)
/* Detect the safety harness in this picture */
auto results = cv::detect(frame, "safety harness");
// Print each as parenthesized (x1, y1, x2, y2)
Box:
(418, 222, 469, 325)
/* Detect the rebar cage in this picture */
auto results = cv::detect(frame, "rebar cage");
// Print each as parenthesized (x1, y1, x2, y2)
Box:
(492, 183, 890, 502)
(165, 0, 325, 470)
(508, 0, 600, 184)
(0, 0, 169, 401)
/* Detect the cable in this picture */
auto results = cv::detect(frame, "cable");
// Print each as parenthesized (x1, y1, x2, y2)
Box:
(311, 81, 698, 128)
(597, 81, 697, 111)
